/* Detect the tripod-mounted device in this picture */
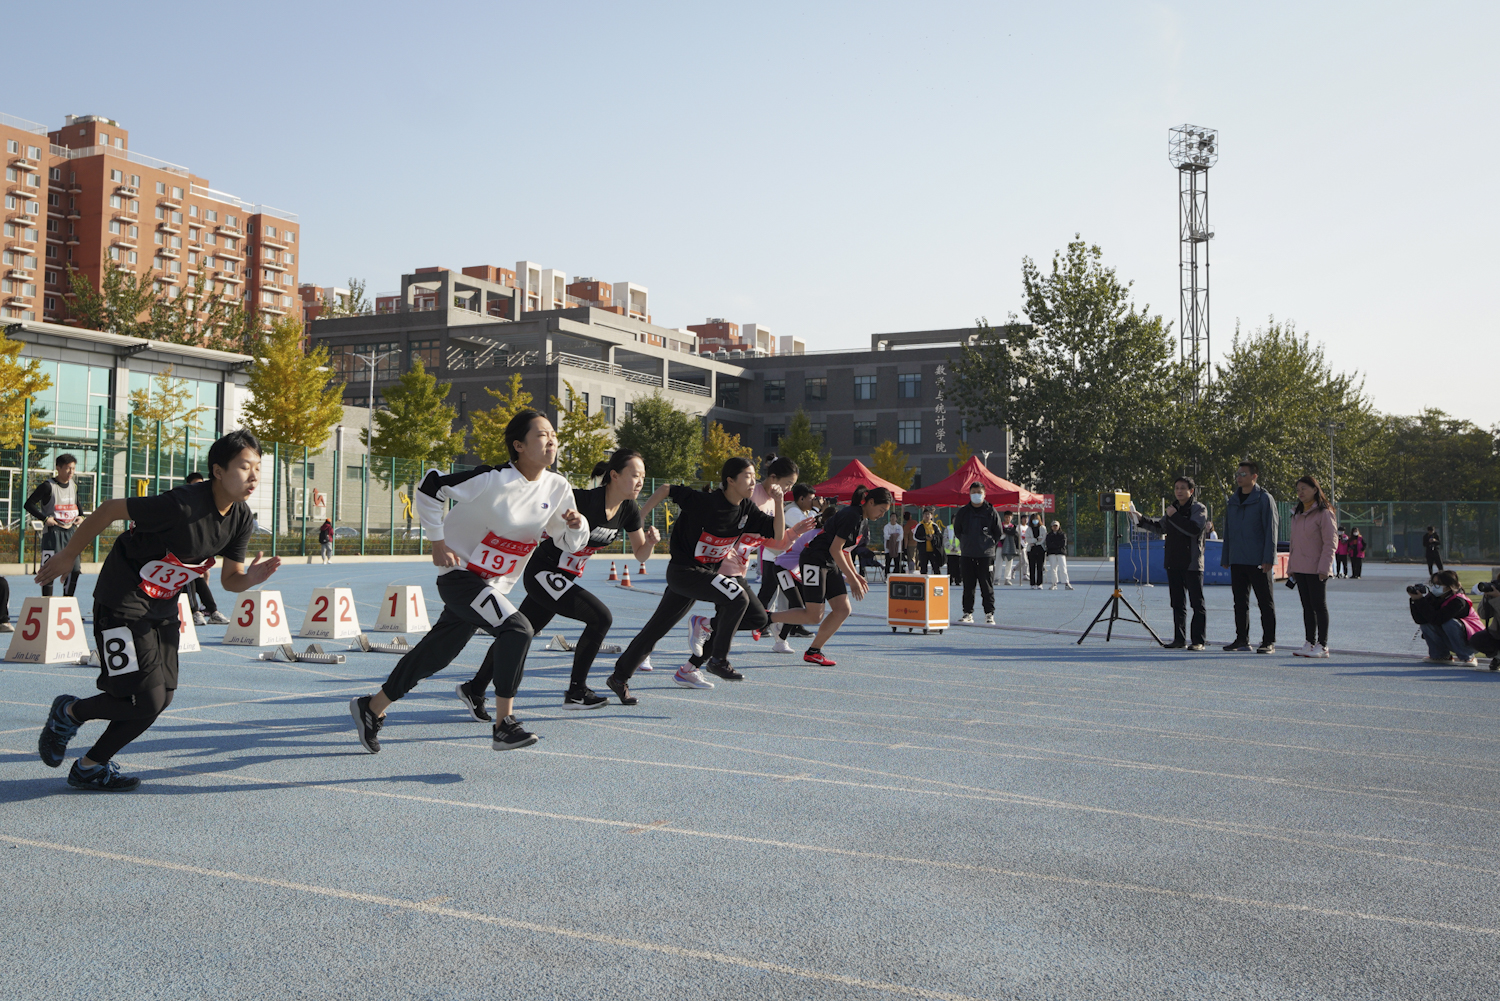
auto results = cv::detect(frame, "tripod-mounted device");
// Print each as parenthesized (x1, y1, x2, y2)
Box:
(1078, 491, 1165, 647)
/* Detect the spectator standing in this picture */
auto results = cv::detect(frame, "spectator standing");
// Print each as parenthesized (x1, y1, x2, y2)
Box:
(1287, 475, 1337, 658)
(1422, 526, 1443, 575)
(1129, 477, 1209, 649)
(25, 453, 86, 598)
(1221, 460, 1278, 654)
(1024, 514, 1047, 589)
(1411, 570, 1483, 666)
(1044, 521, 1073, 589)
(913, 508, 946, 576)
(319, 519, 335, 565)
(997, 513, 1020, 585)
(882, 513, 904, 577)
(1206, 521, 1219, 541)
(1335, 529, 1350, 578)
(952, 483, 1002, 624)
(902, 513, 918, 577)
(1349, 529, 1367, 579)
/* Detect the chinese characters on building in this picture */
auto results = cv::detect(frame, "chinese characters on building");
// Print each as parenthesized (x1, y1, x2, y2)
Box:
(934, 363, 946, 453)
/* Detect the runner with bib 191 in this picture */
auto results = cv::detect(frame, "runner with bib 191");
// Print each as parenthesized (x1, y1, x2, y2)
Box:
(348, 409, 587, 754)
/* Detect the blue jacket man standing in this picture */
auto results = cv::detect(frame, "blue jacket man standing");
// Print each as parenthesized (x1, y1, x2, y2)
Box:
(1221, 460, 1278, 653)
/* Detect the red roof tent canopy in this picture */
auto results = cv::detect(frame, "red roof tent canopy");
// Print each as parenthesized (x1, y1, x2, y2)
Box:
(902, 456, 1045, 509)
(812, 459, 905, 503)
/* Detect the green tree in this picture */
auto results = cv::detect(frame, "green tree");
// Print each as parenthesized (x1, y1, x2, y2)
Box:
(240, 316, 347, 526)
(551, 379, 614, 479)
(700, 421, 753, 481)
(1352, 410, 1499, 501)
(469, 373, 533, 466)
(364, 356, 465, 488)
(945, 439, 974, 475)
(321, 277, 370, 318)
(151, 270, 250, 348)
(776, 409, 829, 485)
(0, 325, 52, 450)
(66, 261, 159, 337)
(869, 440, 916, 489)
(616, 390, 700, 482)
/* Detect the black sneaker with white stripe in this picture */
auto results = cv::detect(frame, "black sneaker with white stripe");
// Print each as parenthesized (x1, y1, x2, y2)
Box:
(563, 686, 608, 710)
(350, 696, 385, 753)
(492, 715, 539, 750)
(455, 681, 492, 722)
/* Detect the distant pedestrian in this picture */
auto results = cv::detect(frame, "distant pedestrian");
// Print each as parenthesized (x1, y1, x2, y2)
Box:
(913, 508, 946, 576)
(952, 483, 1002, 625)
(1335, 528, 1350, 578)
(1044, 521, 1072, 589)
(902, 513, 918, 577)
(1422, 526, 1443, 575)
(997, 512, 1020, 585)
(1221, 460, 1277, 654)
(882, 513, 904, 577)
(1349, 529, 1367, 579)
(1288, 475, 1336, 658)
(1024, 514, 1047, 588)
(1206, 521, 1219, 541)
(319, 519, 334, 565)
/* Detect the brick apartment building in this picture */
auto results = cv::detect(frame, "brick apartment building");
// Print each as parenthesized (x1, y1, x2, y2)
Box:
(688, 318, 802, 358)
(1, 108, 299, 333)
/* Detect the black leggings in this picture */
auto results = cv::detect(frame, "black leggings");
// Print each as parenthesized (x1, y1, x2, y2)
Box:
(70, 686, 175, 764)
(1027, 548, 1046, 586)
(380, 571, 534, 702)
(0, 576, 9, 624)
(756, 566, 806, 640)
(1335, 554, 1349, 575)
(1294, 572, 1329, 646)
(614, 564, 768, 679)
(185, 577, 217, 615)
(471, 570, 611, 692)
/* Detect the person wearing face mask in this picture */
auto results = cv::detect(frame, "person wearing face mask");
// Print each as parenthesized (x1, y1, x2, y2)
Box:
(1044, 520, 1073, 590)
(912, 507, 946, 576)
(1129, 477, 1209, 649)
(1410, 570, 1484, 667)
(952, 482, 1003, 624)
(1024, 514, 1047, 589)
(997, 512, 1020, 585)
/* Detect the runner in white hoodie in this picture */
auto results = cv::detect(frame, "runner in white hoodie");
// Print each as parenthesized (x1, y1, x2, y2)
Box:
(349, 410, 587, 754)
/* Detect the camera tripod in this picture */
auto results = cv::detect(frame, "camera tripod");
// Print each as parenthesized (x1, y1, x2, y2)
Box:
(1078, 511, 1165, 646)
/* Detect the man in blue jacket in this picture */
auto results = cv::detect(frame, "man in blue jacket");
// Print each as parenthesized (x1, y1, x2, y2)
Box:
(1221, 460, 1277, 653)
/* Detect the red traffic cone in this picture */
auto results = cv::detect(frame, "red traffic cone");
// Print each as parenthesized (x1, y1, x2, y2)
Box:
(608, 562, 618, 581)
(638, 562, 647, 576)
(619, 564, 633, 587)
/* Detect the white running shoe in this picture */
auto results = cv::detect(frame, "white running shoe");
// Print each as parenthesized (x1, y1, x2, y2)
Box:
(1049, 585, 1058, 590)
(638, 655, 655, 672)
(674, 666, 715, 689)
(1292, 642, 1314, 657)
(960, 613, 974, 624)
(1307, 644, 1329, 658)
(984, 613, 995, 625)
(1065, 584, 1074, 590)
(688, 615, 712, 658)
(772, 638, 795, 654)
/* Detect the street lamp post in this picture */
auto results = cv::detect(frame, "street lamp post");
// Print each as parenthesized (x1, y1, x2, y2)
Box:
(1320, 421, 1345, 505)
(353, 349, 398, 544)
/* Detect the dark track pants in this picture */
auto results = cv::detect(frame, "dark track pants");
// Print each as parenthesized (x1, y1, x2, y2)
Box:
(1027, 547, 1046, 586)
(471, 569, 611, 692)
(1294, 572, 1329, 646)
(755, 566, 806, 640)
(40, 527, 81, 598)
(614, 564, 769, 679)
(69, 686, 174, 764)
(380, 571, 533, 702)
(185, 577, 217, 615)
(960, 556, 995, 614)
(1165, 567, 1206, 646)
(1229, 563, 1276, 645)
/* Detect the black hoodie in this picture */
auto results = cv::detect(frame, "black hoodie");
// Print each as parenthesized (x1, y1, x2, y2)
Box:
(1135, 490, 1209, 572)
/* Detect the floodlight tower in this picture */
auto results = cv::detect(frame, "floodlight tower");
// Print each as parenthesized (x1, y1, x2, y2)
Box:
(1169, 125, 1218, 403)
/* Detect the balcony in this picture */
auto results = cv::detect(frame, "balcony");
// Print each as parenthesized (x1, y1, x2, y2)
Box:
(10, 157, 37, 170)
(160, 246, 179, 257)
(65, 184, 82, 195)
(116, 185, 137, 197)
(65, 208, 81, 220)
(7, 268, 32, 281)
(111, 239, 136, 250)
(218, 222, 240, 235)
(158, 194, 181, 208)
(261, 259, 286, 272)
(216, 249, 243, 261)
(63, 235, 79, 246)
(261, 304, 287, 315)
(10, 212, 35, 225)
(158, 222, 180, 234)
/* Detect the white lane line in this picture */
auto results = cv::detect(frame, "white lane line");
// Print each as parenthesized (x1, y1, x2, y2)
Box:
(0, 833, 995, 1001)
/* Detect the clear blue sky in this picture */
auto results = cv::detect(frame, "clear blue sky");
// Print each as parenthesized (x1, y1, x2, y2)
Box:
(27, 0, 1500, 427)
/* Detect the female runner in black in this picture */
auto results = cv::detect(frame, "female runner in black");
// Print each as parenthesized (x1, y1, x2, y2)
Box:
(798, 485, 892, 666)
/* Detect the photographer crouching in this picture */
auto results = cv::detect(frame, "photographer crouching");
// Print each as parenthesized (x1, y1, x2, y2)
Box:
(1409, 570, 1486, 667)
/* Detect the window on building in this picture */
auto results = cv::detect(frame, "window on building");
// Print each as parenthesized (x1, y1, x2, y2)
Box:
(266, 226, 277, 239)
(716, 378, 741, 409)
(111, 169, 123, 182)
(287, 231, 295, 243)
(46, 219, 58, 233)
(45, 270, 57, 285)
(128, 251, 137, 264)
(4, 140, 14, 154)
(130, 199, 138, 212)
(171, 236, 182, 249)
(129, 225, 138, 238)
(109, 194, 121, 209)
(130, 175, 139, 187)
(170, 261, 181, 274)
(897, 373, 921, 400)
(154, 232, 163, 245)
(47, 192, 58, 206)
(207, 210, 217, 223)
(853, 421, 878, 447)
(809, 422, 826, 440)
(804, 377, 827, 402)
(99, 132, 109, 144)
(172, 211, 183, 225)
(854, 374, 877, 400)
(44, 296, 55, 310)
(764, 379, 785, 403)
(624, 401, 634, 424)
(601, 396, 616, 425)
(155, 206, 165, 220)
(897, 420, 922, 445)
(264, 248, 275, 260)
(408, 339, 440, 372)
(189, 205, 197, 217)
(172, 186, 183, 199)
(156, 182, 166, 194)
(764, 424, 785, 449)
(49, 167, 61, 181)
(108, 248, 120, 261)
(45, 245, 56, 259)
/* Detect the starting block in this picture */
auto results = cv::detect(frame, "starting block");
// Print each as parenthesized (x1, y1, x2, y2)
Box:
(544, 634, 619, 653)
(349, 633, 412, 655)
(5, 596, 92, 664)
(176, 594, 201, 653)
(299, 587, 361, 639)
(260, 642, 347, 665)
(221, 590, 294, 647)
(373, 585, 430, 634)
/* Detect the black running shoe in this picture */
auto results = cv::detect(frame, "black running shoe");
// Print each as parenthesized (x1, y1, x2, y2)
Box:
(1256, 642, 1276, 655)
(350, 696, 385, 753)
(492, 715, 538, 750)
(703, 657, 744, 681)
(1162, 639, 1187, 649)
(67, 759, 140, 792)
(606, 674, 637, 706)
(788, 624, 814, 638)
(563, 687, 608, 710)
(39, 694, 81, 768)
(455, 681, 492, 723)
(1223, 641, 1252, 652)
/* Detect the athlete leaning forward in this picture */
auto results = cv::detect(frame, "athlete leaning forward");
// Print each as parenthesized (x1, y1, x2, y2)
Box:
(36, 430, 280, 791)
(797, 485, 892, 666)
(607, 456, 784, 699)
(762, 482, 824, 653)
(684, 456, 822, 661)
(456, 447, 660, 716)
(349, 410, 588, 754)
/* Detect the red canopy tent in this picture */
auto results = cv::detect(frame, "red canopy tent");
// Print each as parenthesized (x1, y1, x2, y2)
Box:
(902, 456, 1045, 510)
(813, 459, 905, 503)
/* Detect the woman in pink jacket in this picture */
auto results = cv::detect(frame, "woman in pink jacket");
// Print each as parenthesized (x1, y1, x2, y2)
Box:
(1334, 529, 1350, 578)
(1288, 475, 1337, 657)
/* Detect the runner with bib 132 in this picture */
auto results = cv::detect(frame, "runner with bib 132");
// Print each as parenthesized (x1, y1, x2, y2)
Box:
(460, 447, 659, 712)
(35, 430, 279, 791)
(348, 409, 587, 754)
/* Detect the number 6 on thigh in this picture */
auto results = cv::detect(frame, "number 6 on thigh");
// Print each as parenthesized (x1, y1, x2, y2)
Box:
(100, 625, 141, 677)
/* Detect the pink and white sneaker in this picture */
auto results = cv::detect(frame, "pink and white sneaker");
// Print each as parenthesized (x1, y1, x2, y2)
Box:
(688, 615, 712, 658)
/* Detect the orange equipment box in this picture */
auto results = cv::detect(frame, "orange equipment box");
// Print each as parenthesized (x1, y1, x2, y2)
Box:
(887, 574, 950, 634)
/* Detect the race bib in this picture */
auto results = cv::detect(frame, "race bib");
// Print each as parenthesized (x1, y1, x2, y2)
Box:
(54, 502, 79, 526)
(802, 565, 823, 587)
(535, 569, 577, 600)
(776, 568, 799, 592)
(138, 553, 214, 600)
(470, 579, 518, 627)
(694, 531, 738, 564)
(711, 574, 744, 600)
(466, 531, 536, 580)
(557, 546, 599, 575)
(100, 625, 140, 677)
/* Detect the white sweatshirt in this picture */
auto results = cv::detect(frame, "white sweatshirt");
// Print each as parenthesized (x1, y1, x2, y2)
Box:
(416, 464, 589, 593)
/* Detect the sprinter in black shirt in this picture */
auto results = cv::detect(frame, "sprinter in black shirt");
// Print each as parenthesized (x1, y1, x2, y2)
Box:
(798, 485, 892, 666)
(609, 456, 782, 698)
(35, 430, 280, 791)
(460, 448, 659, 713)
